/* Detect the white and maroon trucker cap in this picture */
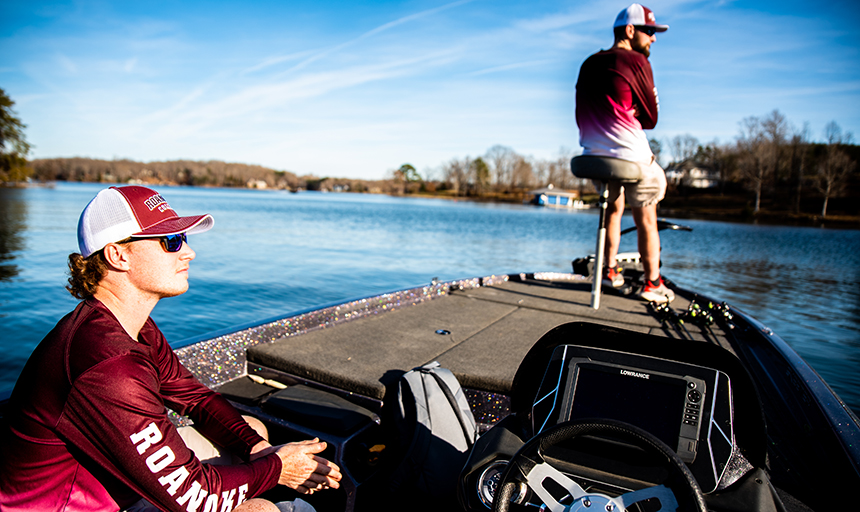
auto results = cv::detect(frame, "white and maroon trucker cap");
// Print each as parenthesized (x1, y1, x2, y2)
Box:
(614, 3, 669, 32)
(78, 186, 214, 257)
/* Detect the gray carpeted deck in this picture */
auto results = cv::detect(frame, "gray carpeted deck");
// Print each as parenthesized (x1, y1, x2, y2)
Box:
(247, 277, 731, 400)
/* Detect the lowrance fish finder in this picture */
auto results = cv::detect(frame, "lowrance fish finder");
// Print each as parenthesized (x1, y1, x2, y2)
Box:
(531, 345, 735, 493)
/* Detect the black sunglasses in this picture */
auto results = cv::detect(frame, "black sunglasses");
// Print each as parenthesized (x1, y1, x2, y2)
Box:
(125, 233, 187, 252)
(636, 25, 657, 37)
(154, 233, 187, 252)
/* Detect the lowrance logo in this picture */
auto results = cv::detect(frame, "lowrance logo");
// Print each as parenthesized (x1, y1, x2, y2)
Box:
(620, 369, 650, 380)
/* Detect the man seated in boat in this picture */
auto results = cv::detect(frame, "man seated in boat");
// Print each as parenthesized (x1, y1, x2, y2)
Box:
(0, 186, 342, 512)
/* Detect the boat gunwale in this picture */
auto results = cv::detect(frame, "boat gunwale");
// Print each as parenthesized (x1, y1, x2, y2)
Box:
(724, 304, 860, 472)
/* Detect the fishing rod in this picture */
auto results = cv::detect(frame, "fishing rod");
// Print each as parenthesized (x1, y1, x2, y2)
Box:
(648, 301, 693, 340)
(620, 218, 693, 236)
(683, 301, 718, 344)
(648, 298, 732, 344)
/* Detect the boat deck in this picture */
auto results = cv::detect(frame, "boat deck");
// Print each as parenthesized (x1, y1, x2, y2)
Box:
(236, 274, 733, 405)
(170, 272, 860, 510)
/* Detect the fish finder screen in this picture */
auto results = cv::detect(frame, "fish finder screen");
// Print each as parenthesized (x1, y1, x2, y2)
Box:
(569, 365, 687, 448)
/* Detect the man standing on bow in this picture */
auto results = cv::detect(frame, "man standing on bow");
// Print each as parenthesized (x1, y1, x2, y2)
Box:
(575, 3, 674, 303)
(0, 185, 342, 511)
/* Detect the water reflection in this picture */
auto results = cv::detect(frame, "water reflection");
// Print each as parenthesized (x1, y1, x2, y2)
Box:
(0, 188, 27, 281)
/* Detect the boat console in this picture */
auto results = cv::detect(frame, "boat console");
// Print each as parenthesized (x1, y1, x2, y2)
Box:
(458, 322, 777, 512)
(530, 345, 733, 493)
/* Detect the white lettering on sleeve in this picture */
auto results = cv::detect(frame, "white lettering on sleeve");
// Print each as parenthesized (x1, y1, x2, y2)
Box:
(236, 484, 248, 505)
(203, 494, 220, 512)
(219, 489, 236, 512)
(145, 445, 176, 473)
(177, 481, 208, 512)
(159, 466, 190, 496)
(130, 422, 163, 455)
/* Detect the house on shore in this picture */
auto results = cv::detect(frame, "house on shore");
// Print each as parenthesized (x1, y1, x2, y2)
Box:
(665, 161, 720, 189)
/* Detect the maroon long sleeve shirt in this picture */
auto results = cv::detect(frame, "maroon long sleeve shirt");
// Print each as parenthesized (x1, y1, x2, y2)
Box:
(1, 298, 281, 511)
(576, 47, 660, 163)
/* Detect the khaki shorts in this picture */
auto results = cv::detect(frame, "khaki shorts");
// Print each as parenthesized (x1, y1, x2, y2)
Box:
(594, 158, 666, 208)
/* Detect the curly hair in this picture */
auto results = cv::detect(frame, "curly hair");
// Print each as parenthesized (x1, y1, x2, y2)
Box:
(66, 251, 109, 299)
(66, 238, 133, 299)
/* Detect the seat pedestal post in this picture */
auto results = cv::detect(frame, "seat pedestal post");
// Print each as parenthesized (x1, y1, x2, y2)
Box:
(591, 184, 610, 309)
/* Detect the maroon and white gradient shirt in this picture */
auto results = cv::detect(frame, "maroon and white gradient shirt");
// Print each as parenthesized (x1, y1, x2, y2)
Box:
(0, 298, 281, 511)
(576, 47, 660, 163)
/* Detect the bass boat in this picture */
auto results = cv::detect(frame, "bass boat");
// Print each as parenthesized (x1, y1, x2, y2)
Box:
(1, 222, 856, 512)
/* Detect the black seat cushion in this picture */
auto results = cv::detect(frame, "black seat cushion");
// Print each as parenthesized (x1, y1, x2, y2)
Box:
(570, 155, 642, 182)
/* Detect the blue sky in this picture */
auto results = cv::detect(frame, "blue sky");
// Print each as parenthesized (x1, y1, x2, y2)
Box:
(2, 0, 858, 179)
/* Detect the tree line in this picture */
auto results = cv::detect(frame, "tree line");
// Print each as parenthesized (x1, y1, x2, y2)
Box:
(414, 110, 857, 219)
(2, 86, 857, 220)
(652, 110, 858, 218)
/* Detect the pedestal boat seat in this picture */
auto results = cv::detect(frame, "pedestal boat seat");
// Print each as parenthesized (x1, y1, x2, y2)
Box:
(570, 155, 642, 309)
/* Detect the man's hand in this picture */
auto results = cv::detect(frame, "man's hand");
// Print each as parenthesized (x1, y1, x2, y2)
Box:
(273, 439, 342, 494)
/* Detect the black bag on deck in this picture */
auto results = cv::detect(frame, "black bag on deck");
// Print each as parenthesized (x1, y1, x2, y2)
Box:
(389, 361, 478, 506)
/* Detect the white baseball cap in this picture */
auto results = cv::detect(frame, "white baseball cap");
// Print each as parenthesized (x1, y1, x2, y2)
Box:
(614, 4, 669, 32)
(78, 186, 214, 258)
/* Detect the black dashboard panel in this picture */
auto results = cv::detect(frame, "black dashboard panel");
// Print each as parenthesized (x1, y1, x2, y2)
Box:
(530, 345, 734, 493)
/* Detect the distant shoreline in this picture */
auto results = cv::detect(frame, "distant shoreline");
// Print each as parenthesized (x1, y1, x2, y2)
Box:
(6, 179, 858, 230)
(410, 189, 860, 230)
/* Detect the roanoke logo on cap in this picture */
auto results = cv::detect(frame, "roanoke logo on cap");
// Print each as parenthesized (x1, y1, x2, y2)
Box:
(143, 193, 173, 213)
(77, 186, 214, 258)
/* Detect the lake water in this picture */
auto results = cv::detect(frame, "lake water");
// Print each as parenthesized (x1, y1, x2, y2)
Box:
(2, 182, 859, 414)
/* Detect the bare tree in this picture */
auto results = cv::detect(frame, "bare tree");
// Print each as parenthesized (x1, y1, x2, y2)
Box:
(532, 158, 550, 187)
(443, 157, 470, 196)
(788, 123, 810, 214)
(736, 116, 767, 212)
(815, 121, 856, 217)
(543, 147, 576, 190)
(668, 134, 700, 165)
(824, 120, 853, 146)
(553, 147, 576, 190)
(510, 155, 535, 189)
(734, 110, 790, 213)
(485, 145, 516, 190)
(760, 110, 790, 184)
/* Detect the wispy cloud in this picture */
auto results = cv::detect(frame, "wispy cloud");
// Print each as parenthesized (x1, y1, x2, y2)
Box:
(467, 59, 556, 77)
(139, 49, 461, 139)
(3, 0, 858, 177)
(56, 53, 77, 74)
(241, 50, 319, 75)
(282, 0, 474, 75)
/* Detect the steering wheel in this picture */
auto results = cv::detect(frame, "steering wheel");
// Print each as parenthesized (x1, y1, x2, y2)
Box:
(492, 419, 707, 512)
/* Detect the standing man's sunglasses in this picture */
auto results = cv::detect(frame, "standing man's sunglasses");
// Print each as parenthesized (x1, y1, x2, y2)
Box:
(635, 26, 657, 36)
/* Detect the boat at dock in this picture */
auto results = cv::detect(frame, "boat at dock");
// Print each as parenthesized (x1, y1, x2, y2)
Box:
(527, 186, 590, 209)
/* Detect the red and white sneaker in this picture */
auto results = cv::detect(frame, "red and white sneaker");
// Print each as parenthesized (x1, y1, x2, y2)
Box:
(602, 265, 624, 288)
(639, 277, 675, 303)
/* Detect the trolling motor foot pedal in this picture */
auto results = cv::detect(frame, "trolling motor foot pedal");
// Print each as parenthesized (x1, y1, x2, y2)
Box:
(571, 256, 640, 297)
